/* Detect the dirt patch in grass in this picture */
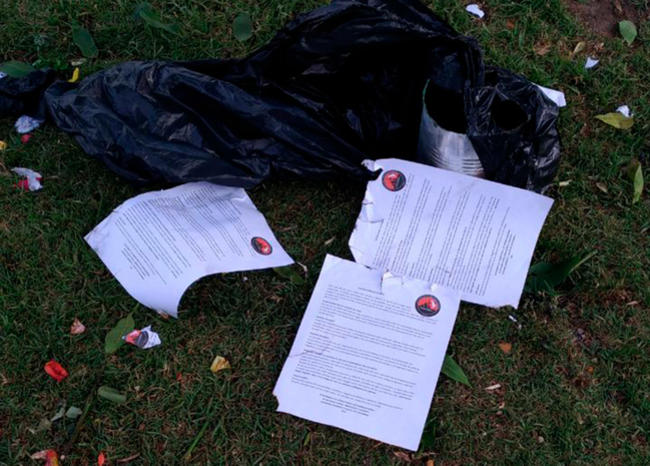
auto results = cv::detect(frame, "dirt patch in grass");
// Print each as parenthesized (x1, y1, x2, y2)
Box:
(564, 0, 641, 37)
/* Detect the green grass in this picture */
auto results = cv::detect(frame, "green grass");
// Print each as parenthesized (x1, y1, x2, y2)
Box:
(1, 0, 649, 463)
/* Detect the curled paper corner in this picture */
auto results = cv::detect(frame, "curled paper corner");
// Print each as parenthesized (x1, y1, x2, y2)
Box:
(584, 57, 599, 69)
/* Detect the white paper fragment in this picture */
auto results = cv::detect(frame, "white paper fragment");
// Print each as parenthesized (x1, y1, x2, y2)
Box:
(349, 159, 553, 309)
(11, 167, 43, 191)
(85, 182, 293, 317)
(14, 115, 43, 134)
(0, 71, 6, 80)
(465, 4, 485, 18)
(535, 84, 567, 107)
(584, 57, 599, 69)
(274, 255, 460, 451)
(123, 326, 161, 349)
(616, 105, 632, 118)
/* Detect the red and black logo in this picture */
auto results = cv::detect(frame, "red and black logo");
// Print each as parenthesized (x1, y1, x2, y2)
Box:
(382, 170, 406, 192)
(415, 294, 440, 317)
(251, 236, 273, 255)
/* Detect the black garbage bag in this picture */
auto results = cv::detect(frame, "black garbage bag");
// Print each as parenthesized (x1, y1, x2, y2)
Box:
(0, 0, 561, 192)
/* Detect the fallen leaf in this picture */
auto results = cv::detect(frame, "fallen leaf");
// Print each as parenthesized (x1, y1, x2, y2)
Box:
(44, 360, 68, 382)
(498, 342, 512, 354)
(71, 26, 98, 58)
(134, 2, 180, 34)
(571, 41, 585, 57)
(274, 266, 305, 284)
(614, 0, 623, 13)
(0, 140, 7, 151)
(324, 236, 336, 246)
(210, 355, 231, 373)
(595, 112, 634, 129)
(525, 251, 596, 293)
(485, 383, 501, 391)
(619, 20, 637, 45)
(558, 180, 571, 187)
(65, 406, 82, 419)
(70, 318, 86, 335)
(441, 354, 470, 386)
(534, 42, 551, 56)
(0, 61, 36, 78)
(233, 13, 253, 41)
(426, 460, 435, 466)
(506, 19, 515, 30)
(98, 385, 127, 404)
(51, 402, 66, 422)
(595, 182, 608, 193)
(104, 314, 135, 354)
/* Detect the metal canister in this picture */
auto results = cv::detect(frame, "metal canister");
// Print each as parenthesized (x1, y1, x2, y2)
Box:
(416, 82, 484, 178)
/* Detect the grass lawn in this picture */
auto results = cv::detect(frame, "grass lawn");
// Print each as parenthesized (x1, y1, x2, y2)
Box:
(1, 0, 649, 463)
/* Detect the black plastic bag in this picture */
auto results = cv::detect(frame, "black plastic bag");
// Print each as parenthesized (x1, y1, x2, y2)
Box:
(1, 0, 560, 192)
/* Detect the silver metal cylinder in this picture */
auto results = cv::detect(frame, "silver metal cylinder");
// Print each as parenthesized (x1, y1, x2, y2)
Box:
(416, 83, 484, 178)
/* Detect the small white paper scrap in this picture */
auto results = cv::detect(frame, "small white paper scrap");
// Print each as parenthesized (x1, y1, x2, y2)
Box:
(585, 57, 599, 69)
(616, 105, 632, 118)
(0, 71, 6, 80)
(348, 159, 553, 309)
(274, 255, 460, 451)
(85, 182, 293, 317)
(466, 4, 485, 18)
(14, 115, 43, 134)
(535, 84, 567, 108)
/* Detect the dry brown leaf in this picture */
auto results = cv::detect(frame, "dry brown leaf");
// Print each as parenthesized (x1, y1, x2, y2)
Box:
(498, 342, 512, 354)
(570, 41, 586, 57)
(534, 42, 551, 56)
(614, 0, 623, 13)
(595, 182, 608, 193)
(506, 19, 515, 30)
(210, 355, 231, 373)
(426, 460, 435, 466)
(70, 318, 86, 335)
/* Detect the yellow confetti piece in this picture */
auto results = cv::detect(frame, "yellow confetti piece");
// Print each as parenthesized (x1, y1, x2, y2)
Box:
(210, 355, 231, 373)
(68, 67, 80, 83)
(0, 140, 7, 151)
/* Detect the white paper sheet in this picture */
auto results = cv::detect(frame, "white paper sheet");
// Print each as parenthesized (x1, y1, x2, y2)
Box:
(274, 255, 460, 450)
(86, 182, 293, 317)
(535, 84, 567, 107)
(349, 159, 553, 308)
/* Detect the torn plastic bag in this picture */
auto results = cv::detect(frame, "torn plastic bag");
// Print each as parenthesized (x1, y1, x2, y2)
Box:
(2, 0, 560, 191)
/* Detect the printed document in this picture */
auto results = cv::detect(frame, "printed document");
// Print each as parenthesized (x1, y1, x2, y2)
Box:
(349, 158, 553, 308)
(274, 255, 460, 450)
(86, 182, 293, 317)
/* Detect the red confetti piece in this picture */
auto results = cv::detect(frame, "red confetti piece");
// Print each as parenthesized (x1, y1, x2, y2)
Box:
(21, 133, 32, 144)
(97, 451, 106, 465)
(44, 360, 68, 382)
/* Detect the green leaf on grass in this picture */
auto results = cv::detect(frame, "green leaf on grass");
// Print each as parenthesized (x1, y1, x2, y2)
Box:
(233, 13, 253, 41)
(135, 2, 180, 34)
(525, 251, 596, 293)
(71, 26, 98, 58)
(98, 386, 127, 404)
(0, 61, 35, 78)
(65, 406, 83, 419)
(619, 20, 637, 45)
(632, 164, 644, 204)
(273, 266, 305, 284)
(595, 112, 634, 129)
(442, 354, 470, 386)
(104, 314, 135, 354)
